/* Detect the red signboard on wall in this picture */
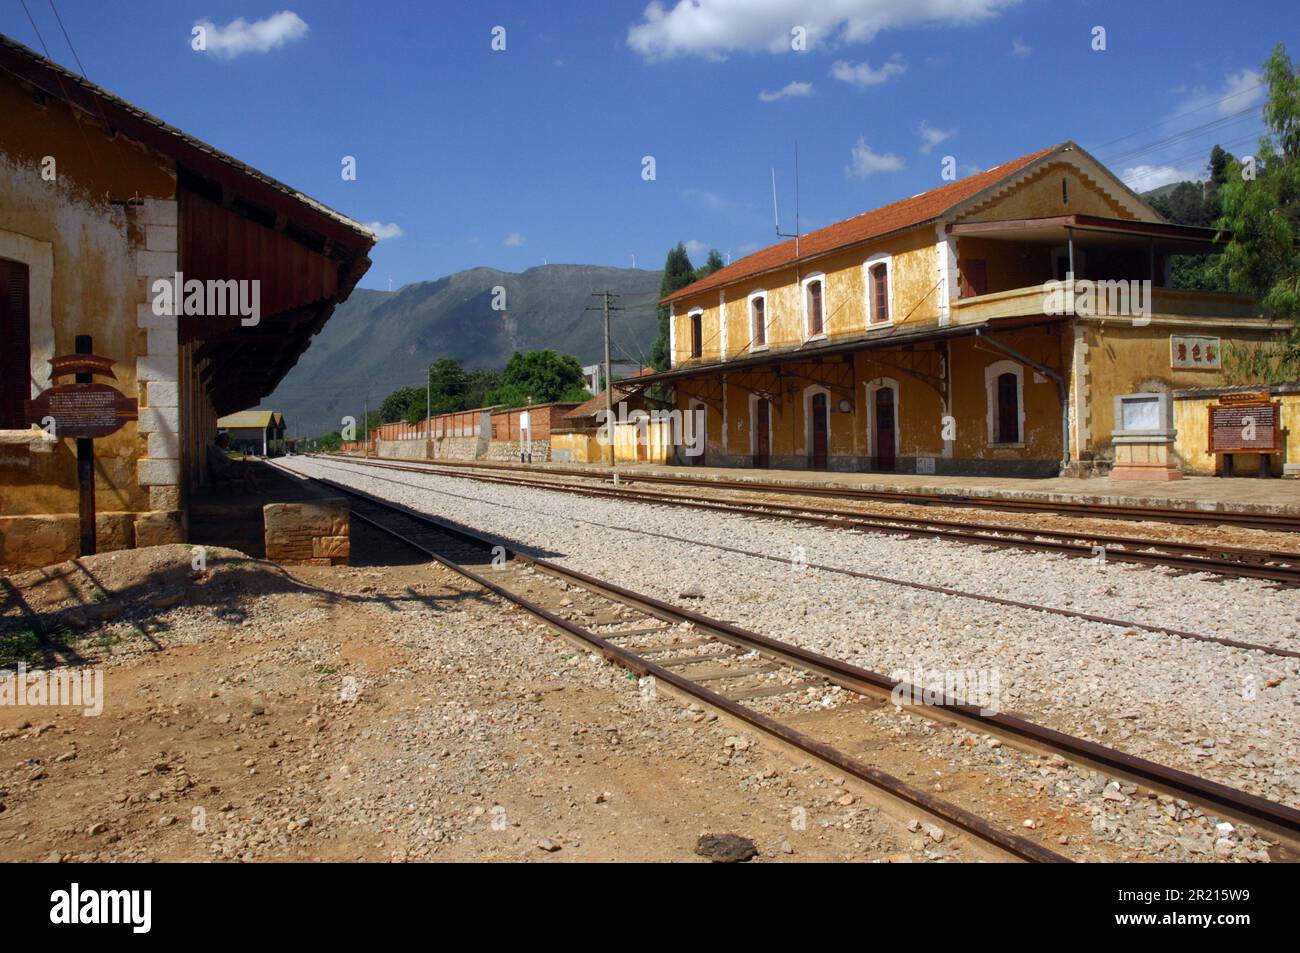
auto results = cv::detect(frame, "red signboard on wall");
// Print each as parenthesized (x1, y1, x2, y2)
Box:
(1208, 394, 1280, 454)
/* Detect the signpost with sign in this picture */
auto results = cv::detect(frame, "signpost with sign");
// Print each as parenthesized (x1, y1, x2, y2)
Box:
(24, 336, 138, 556)
(1207, 390, 1280, 478)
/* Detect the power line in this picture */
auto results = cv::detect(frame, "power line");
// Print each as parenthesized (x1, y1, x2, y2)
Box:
(1089, 79, 1266, 152)
(46, 0, 89, 78)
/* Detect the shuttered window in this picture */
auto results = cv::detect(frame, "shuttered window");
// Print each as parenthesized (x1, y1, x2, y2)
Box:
(0, 259, 31, 430)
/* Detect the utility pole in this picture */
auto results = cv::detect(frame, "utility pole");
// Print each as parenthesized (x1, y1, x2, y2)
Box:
(363, 392, 369, 458)
(426, 362, 433, 460)
(586, 290, 623, 470)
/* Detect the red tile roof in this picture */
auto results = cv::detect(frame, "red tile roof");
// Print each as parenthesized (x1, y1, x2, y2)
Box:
(662, 142, 1066, 304)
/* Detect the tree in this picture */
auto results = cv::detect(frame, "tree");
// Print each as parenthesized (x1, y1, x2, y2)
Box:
(695, 248, 725, 281)
(1146, 147, 1235, 292)
(1218, 43, 1300, 381)
(317, 431, 342, 451)
(379, 386, 422, 424)
(486, 349, 589, 407)
(650, 242, 697, 370)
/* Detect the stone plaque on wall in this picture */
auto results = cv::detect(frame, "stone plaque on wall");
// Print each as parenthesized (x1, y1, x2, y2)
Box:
(1170, 335, 1221, 370)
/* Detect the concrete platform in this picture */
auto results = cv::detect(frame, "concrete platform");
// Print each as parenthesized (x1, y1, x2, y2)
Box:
(190, 460, 346, 559)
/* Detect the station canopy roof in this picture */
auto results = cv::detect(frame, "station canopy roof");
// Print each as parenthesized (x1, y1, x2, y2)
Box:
(0, 34, 376, 416)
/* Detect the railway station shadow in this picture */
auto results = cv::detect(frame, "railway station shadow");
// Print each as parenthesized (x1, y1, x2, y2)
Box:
(0, 549, 487, 671)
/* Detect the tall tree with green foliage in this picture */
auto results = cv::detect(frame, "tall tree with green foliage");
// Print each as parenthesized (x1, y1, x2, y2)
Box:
(650, 242, 697, 370)
(379, 386, 423, 423)
(486, 349, 589, 407)
(695, 248, 725, 281)
(1218, 43, 1300, 382)
(1147, 146, 1234, 291)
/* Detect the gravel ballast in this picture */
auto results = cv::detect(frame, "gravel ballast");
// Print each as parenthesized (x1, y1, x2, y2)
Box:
(283, 458, 1300, 811)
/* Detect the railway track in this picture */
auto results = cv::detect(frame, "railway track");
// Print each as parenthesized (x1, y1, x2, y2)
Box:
(325, 452, 1300, 532)
(275, 461, 1300, 861)
(316, 454, 1300, 589)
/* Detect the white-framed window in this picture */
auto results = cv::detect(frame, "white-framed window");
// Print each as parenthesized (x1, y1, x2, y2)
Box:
(984, 359, 1025, 447)
(864, 253, 893, 326)
(747, 289, 768, 349)
(688, 307, 704, 358)
(801, 273, 826, 340)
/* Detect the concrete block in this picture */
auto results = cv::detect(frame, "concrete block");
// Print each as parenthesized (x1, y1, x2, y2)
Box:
(147, 430, 180, 459)
(137, 354, 178, 383)
(146, 327, 178, 356)
(134, 510, 185, 547)
(146, 381, 179, 408)
(137, 457, 181, 486)
(0, 514, 79, 570)
(96, 511, 136, 553)
(135, 249, 176, 279)
(264, 500, 350, 565)
(138, 197, 176, 227)
(138, 302, 177, 329)
(312, 535, 350, 559)
(145, 224, 178, 253)
(137, 405, 180, 435)
(149, 485, 181, 511)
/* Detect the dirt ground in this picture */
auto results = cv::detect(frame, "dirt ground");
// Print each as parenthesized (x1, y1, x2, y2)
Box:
(0, 530, 966, 863)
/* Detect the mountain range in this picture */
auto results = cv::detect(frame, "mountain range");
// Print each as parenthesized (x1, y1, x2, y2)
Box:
(264, 264, 662, 439)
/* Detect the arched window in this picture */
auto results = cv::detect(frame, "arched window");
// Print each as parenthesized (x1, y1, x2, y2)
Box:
(984, 359, 1025, 446)
(0, 258, 31, 430)
(803, 275, 824, 337)
(749, 291, 766, 347)
(865, 254, 892, 325)
(689, 309, 703, 358)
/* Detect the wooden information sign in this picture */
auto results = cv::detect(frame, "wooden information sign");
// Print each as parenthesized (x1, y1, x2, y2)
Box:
(1208, 391, 1281, 477)
(22, 337, 138, 556)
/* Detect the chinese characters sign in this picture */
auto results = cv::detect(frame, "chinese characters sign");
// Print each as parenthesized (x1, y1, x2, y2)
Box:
(1170, 335, 1221, 370)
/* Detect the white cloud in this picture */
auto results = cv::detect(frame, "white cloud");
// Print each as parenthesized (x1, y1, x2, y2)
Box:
(194, 11, 309, 59)
(1121, 164, 1203, 192)
(918, 120, 956, 154)
(1011, 37, 1031, 56)
(504, 232, 526, 247)
(684, 239, 711, 260)
(830, 54, 906, 88)
(364, 221, 404, 241)
(846, 138, 904, 178)
(1219, 68, 1263, 115)
(759, 80, 814, 102)
(627, 0, 1021, 60)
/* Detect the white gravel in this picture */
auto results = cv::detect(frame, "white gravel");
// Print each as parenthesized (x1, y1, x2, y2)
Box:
(283, 457, 1300, 809)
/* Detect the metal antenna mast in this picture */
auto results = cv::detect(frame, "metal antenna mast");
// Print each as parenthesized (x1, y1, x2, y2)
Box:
(772, 141, 801, 257)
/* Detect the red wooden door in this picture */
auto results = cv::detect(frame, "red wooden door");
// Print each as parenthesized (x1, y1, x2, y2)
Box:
(810, 393, 828, 470)
(754, 399, 770, 468)
(0, 259, 31, 430)
(875, 388, 895, 471)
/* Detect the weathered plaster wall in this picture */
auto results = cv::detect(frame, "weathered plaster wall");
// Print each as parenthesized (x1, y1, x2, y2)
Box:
(0, 74, 181, 567)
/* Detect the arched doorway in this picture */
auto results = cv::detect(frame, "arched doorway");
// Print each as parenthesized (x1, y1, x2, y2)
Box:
(752, 397, 771, 469)
(874, 388, 895, 471)
(809, 392, 829, 470)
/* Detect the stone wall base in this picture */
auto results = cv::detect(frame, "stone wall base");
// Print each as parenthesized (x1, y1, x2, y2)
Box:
(263, 500, 350, 566)
(0, 511, 156, 570)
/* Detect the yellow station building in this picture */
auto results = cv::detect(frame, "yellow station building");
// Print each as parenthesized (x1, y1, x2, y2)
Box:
(633, 142, 1280, 477)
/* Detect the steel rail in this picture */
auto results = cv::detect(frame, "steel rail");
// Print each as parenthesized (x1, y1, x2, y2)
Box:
(313, 456, 1300, 661)
(291, 464, 1300, 848)
(317, 455, 1300, 586)
(317, 479, 1068, 862)
(325, 452, 1300, 532)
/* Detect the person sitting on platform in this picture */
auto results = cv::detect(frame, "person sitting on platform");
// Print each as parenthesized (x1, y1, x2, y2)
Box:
(208, 432, 260, 492)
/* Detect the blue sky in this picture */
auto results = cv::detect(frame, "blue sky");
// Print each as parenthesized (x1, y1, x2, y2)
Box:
(4, 0, 1292, 290)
